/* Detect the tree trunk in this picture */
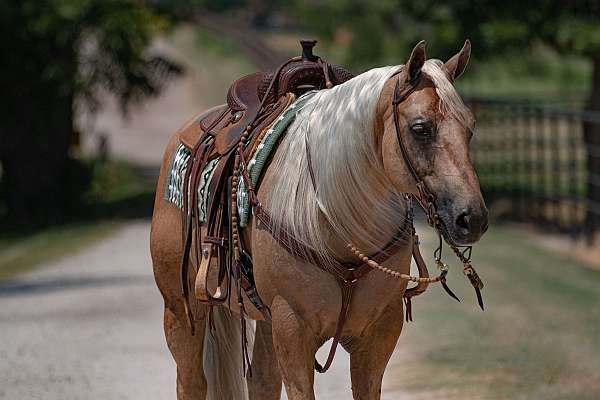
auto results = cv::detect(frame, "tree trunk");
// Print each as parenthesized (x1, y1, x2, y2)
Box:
(0, 90, 74, 226)
(584, 55, 600, 242)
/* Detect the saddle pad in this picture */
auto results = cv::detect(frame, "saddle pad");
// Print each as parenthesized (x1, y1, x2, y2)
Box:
(164, 144, 219, 222)
(163, 91, 315, 225)
(237, 91, 315, 227)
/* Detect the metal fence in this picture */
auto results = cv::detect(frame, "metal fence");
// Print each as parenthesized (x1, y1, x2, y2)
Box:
(468, 98, 600, 242)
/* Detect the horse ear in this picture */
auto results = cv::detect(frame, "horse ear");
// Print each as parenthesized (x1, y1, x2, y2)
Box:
(406, 40, 426, 82)
(444, 39, 471, 81)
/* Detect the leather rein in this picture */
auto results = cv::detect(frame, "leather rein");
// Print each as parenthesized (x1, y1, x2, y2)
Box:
(230, 65, 484, 374)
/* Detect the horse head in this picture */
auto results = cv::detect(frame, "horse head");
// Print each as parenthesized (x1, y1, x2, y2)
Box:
(378, 40, 488, 246)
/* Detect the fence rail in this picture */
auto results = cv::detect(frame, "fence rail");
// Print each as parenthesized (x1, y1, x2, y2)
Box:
(468, 98, 600, 242)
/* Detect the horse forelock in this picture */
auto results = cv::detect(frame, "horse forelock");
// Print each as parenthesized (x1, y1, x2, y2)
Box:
(421, 59, 475, 131)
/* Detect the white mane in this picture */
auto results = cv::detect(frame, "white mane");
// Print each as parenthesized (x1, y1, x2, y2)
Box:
(264, 60, 471, 263)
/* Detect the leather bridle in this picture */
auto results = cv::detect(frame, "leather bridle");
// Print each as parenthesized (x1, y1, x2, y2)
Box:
(391, 69, 485, 309)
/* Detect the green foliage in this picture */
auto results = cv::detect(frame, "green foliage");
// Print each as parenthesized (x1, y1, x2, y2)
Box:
(0, 0, 182, 111)
(87, 159, 154, 204)
(0, 0, 181, 224)
(291, 0, 600, 69)
(148, 0, 247, 17)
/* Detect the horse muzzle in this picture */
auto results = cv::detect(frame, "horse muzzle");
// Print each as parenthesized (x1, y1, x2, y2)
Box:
(439, 202, 489, 246)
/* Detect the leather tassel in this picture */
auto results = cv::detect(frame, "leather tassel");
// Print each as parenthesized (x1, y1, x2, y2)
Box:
(404, 297, 413, 322)
(441, 279, 461, 302)
(475, 287, 485, 310)
(240, 314, 253, 378)
(463, 264, 484, 310)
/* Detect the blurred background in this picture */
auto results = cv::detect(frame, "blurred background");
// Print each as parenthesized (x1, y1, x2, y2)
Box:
(0, 1, 599, 399)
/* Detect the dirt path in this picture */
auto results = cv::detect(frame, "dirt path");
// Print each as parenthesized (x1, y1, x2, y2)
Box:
(0, 221, 412, 399)
(0, 222, 174, 400)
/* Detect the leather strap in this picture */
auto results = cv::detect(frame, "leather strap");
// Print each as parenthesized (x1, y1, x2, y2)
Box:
(392, 75, 430, 202)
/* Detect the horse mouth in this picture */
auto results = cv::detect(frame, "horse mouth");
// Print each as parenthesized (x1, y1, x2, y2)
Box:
(438, 220, 465, 247)
(437, 213, 481, 247)
(439, 216, 487, 247)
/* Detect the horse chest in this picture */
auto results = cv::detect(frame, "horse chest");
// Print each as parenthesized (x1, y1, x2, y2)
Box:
(251, 226, 412, 336)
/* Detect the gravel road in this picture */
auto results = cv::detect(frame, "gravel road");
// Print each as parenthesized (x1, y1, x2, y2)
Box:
(0, 221, 409, 399)
(0, 222, 174, 400)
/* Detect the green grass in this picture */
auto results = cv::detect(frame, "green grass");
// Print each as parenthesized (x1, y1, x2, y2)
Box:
(0, 221, 120, 281)
(0, 159, 152, 281)
(394, 225, 600, 399)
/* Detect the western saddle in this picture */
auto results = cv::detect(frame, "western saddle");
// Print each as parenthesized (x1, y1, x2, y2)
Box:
(177, 40, 441, 375)
(178, 40, 355, 331)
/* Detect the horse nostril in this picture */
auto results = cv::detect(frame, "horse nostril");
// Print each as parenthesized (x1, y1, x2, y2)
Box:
(456, 209, 471, 232)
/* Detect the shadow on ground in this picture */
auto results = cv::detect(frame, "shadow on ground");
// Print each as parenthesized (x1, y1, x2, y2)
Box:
(0, 275, 155, 297)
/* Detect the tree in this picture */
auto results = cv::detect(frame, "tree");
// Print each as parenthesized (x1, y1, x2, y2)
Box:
(293, 0, 600, 234)
(0, 0, 182, 225)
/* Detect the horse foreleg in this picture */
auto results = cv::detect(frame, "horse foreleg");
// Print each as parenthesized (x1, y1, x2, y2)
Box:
(247, 320, 283, 400)
(163, 306, 207, 400)
(270, 296, 318, 400)
(345, 299, 404, 400)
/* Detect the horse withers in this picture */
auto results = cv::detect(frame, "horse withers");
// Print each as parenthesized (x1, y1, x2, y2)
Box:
(150, 40, 488, 400)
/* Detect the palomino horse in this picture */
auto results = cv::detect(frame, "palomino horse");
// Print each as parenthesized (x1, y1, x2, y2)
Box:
(150, 40, 488, 399)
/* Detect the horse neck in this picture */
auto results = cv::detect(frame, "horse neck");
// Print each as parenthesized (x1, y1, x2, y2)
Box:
(266, 66, 410, 263)
(307, 102, 408, 257)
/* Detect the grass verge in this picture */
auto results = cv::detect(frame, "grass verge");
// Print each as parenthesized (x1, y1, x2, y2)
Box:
(0, 159, 151, 281)
(0, 221, 120, 281)
(392, 225, 600, 399)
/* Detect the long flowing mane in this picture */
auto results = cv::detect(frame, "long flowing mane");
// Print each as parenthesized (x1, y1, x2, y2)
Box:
(265, 61, 472, 263)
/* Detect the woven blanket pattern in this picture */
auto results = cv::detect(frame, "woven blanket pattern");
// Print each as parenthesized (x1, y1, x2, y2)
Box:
(163, 143, 219, 223)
